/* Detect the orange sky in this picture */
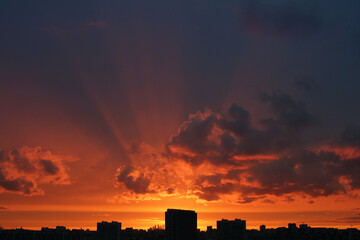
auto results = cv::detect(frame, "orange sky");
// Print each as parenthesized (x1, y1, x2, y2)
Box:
(1, 86, 360, 230)
(1, 87, 360, 230)
(1, 0, 360, 232)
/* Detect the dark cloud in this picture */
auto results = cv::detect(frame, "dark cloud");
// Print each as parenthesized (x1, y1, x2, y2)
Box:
(0, 206, 6, 210)
(0, 146, 72, 195)
(219, 104, 250, 138)
(339, 213, 360, 223)
(162, 91, 360, 202)
(9, 150, 36, 173)
(0, 168, 39, 195)
(195, 182, 237, 202)
(0, 150, 4, 163)
(341, 158, 360, 189)
(191, 150, 360, 202)
(263, 199, 275, 204)
(192, 174, 237, 201)
(171, 113, 217, 156)
(340, 125, 360, 146)
(39, 160, 59, 175)
(167, 91, 313, 165)
(115, 165, 152, 194)
(238, 2, 321, 38)
(112, 88, 360, 203)
(189, 151, 358, 203)
(166, 188, 174, 194)
(248, 151, 347, 197)
(167, 112, 223, 165)
(260, 91, 313, 130)
(237, 196, 263, 204)
(295, 76, 320, 92)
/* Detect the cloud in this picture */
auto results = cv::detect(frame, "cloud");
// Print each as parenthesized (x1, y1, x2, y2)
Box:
(260, 91, 313, 129)
(295, 76, 320, 92)
(113, 91, 360, 203)
(220, 104, 250, 136)
(115, 165, 152, 194)
(167, 91, 313, 165)
(39, 160, 60, 175)
(237, 196, 264, 204)
(188, 150, 360, 203)
(0, 206, 6, 210)
(247, 151, 351, 197)
(0, 169, 41, 195)
(339, 213, 360, 223)
(113, 143, 193, 202)
(340, 125, 360, 146)
(263, 199, 275, 204)
(0, 146, 75, 196)
(193, 174, 237, 201)
(238, 2, 320, 39)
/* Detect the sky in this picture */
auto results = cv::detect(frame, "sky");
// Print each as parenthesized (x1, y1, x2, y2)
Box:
(1, 0, 360, 231)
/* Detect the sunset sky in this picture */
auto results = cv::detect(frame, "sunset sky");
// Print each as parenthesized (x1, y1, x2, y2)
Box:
(1, 0, 360, 231)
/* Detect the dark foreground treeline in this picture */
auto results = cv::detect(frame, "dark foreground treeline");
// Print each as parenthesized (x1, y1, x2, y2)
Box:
(1, 226, 359, 240)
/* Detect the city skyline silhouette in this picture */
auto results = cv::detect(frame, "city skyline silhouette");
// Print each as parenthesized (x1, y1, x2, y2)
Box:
(1, 208, 359, 240)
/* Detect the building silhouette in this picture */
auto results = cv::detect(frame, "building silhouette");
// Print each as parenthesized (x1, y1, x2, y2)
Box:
(288, 223, 297, 231)
(97, 221, 122, 240)
(1, 220, 360, 240)
(217, 219, 246, 240)
(165, 209, 197, 240)
(1, 211, 360, 240)
(206, 226, 216, 240)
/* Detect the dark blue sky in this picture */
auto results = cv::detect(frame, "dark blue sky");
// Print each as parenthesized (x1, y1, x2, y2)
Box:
(1, 0, 359, 130)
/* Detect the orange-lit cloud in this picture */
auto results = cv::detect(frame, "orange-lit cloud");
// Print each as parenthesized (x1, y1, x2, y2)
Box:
(111, 92, 360, 205)
(0, 146, 77, 195)
(317, 145, 360, 160)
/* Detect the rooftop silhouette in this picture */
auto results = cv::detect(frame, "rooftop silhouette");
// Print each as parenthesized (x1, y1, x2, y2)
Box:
(0, 209, 359, 240)
(165, 209, 197, 240)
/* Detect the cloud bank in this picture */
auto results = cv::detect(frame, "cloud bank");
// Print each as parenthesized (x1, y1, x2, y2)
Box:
(114, 91, 360, 204)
